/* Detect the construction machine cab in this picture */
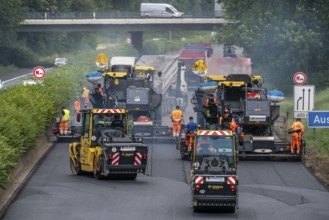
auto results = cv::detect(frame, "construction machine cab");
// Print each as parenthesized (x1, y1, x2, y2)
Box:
(191, 130, 238, 212)
(192, 131, 238, 174)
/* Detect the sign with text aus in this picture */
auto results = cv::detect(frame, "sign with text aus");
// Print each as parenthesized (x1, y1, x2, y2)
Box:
(307, 111, 329, 128)
(293, 85, 315, 118)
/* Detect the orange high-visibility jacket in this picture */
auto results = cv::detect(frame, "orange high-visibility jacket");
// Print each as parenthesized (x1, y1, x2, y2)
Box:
(74, 100, 80, 113)
(170, 110, 184, 122)
(291, 121, 304, 133)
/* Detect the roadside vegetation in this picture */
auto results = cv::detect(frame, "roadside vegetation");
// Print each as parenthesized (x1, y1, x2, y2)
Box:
(0, 45, 138, 186)
(277, 89, 329, 187)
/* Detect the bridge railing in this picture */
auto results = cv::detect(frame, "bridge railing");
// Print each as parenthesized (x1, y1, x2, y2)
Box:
(25, 11, 220, 19)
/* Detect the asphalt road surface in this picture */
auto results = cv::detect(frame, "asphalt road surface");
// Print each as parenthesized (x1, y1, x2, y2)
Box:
(2, 95, 329, 220)
(2, 141, 329, 220)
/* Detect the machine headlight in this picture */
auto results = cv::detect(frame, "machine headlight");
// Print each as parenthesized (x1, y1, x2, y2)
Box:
(91, 136, 97, 141)
(194, 162, 200, 169)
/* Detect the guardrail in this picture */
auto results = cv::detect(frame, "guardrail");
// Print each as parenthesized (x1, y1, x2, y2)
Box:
(25, 11, 222, 19)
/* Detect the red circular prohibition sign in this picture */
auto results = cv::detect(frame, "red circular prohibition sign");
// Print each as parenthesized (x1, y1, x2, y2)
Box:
(33, 66, 46, 79)
(293, 72, 307, 85)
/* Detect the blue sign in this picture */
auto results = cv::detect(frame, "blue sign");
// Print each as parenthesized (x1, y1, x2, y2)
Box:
(307, 111, 329, 128)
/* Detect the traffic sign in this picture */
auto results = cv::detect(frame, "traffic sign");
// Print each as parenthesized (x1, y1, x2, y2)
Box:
(33, 66, 46, 79)
(307, 111, 329, 128)
(294, 85, 314, 118)
(293, 72, 307, 85)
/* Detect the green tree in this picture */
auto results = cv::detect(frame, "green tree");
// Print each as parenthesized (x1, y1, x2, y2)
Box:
(0, 0, 24, 44)
(217, 0, 329, 91)
(71, 0, 97, 12)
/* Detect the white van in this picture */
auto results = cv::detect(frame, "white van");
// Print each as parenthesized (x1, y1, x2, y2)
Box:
(140, 3, 184, 18)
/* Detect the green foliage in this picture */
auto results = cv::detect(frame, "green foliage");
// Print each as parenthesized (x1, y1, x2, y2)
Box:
(0, 0, 25, 32)
(0, 44, 37, 67)
(0, 65, 17, 75)
(278, 88, 329, 155)
(217, 0, 329, 93)
(0, 136, 17, 184)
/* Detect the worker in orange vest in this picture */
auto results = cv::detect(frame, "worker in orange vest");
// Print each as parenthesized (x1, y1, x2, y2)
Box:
(97, 83, 104, 97)
(205, 94, 219, 107)
(289, 118, 304, 154)
(196, 139, 215, 154)
(229, 117, 238, 132)
(170, 105, 184, 137)
(74, 96, 81, 124)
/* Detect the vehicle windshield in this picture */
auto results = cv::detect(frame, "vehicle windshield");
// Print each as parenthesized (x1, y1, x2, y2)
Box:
(93, 114, 126, 130)
(195, 136, 234, 157)
(169, 6, 177, 12)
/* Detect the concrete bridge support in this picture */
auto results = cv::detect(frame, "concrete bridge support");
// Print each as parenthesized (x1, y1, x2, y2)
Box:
(130, 31, 143, 55)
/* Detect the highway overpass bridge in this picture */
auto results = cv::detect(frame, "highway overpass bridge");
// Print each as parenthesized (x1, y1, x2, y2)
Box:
(18, 18, 226, 53)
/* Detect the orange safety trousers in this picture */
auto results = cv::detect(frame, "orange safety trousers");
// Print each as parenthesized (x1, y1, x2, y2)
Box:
(185, 133, 195, 151)
(172, 121, 181, 137)
(60, 120, 69, 134)
(290, 133, 302, 152)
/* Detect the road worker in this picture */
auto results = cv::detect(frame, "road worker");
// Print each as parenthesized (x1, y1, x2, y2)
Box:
(82, 87, 89, 109)
(229, 117, 238, 132)
(204, 94, 220, 129)
(74, 96, 81, 124)
(93, 83, 105, 108)
(289, 118, 304, 154)
(205, 94, 219, 107)
(97, 83, 104, 96)
(196, 138, 215, 154)
(185, 116, 198, 151)
(110, 114, 124, 130)
(220, 108, 232, 129)
(59, 107, 70, 135)
(170, 105, 184, 137)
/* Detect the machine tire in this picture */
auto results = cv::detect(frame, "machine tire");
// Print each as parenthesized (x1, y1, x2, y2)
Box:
(193, 206, 203, 213)
(226, 206, 236, 213)
(126, 173, 137, 180)
(93, 156, 103, 180)
(180, 143, 188, 160)
(109, 173, 137, 180)
(70, 152, 82, 175)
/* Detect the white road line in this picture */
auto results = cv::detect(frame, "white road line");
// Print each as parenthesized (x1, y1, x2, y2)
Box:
(2, 72, 33, 84)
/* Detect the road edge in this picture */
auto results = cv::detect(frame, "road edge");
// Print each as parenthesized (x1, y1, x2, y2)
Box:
(0, 128, 56, 218)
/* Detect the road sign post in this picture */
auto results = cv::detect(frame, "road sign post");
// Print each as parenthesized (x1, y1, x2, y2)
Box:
(33, 66, 46, 80)
(307, 111, 329, 128)
(293, 85, 314, 118)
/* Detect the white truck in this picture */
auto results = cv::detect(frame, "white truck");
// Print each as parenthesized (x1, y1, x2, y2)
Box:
(140, 3, 184, 18)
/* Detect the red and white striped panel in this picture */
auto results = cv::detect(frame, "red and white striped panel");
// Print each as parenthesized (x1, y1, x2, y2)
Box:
(95, 109, 124, 114)
(199, 130, 231, 136)
(111, 153, 120, 166)
(134, 152, 142, 165)
(194, 176, 204, 184)
(227, 176, 236, 185)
